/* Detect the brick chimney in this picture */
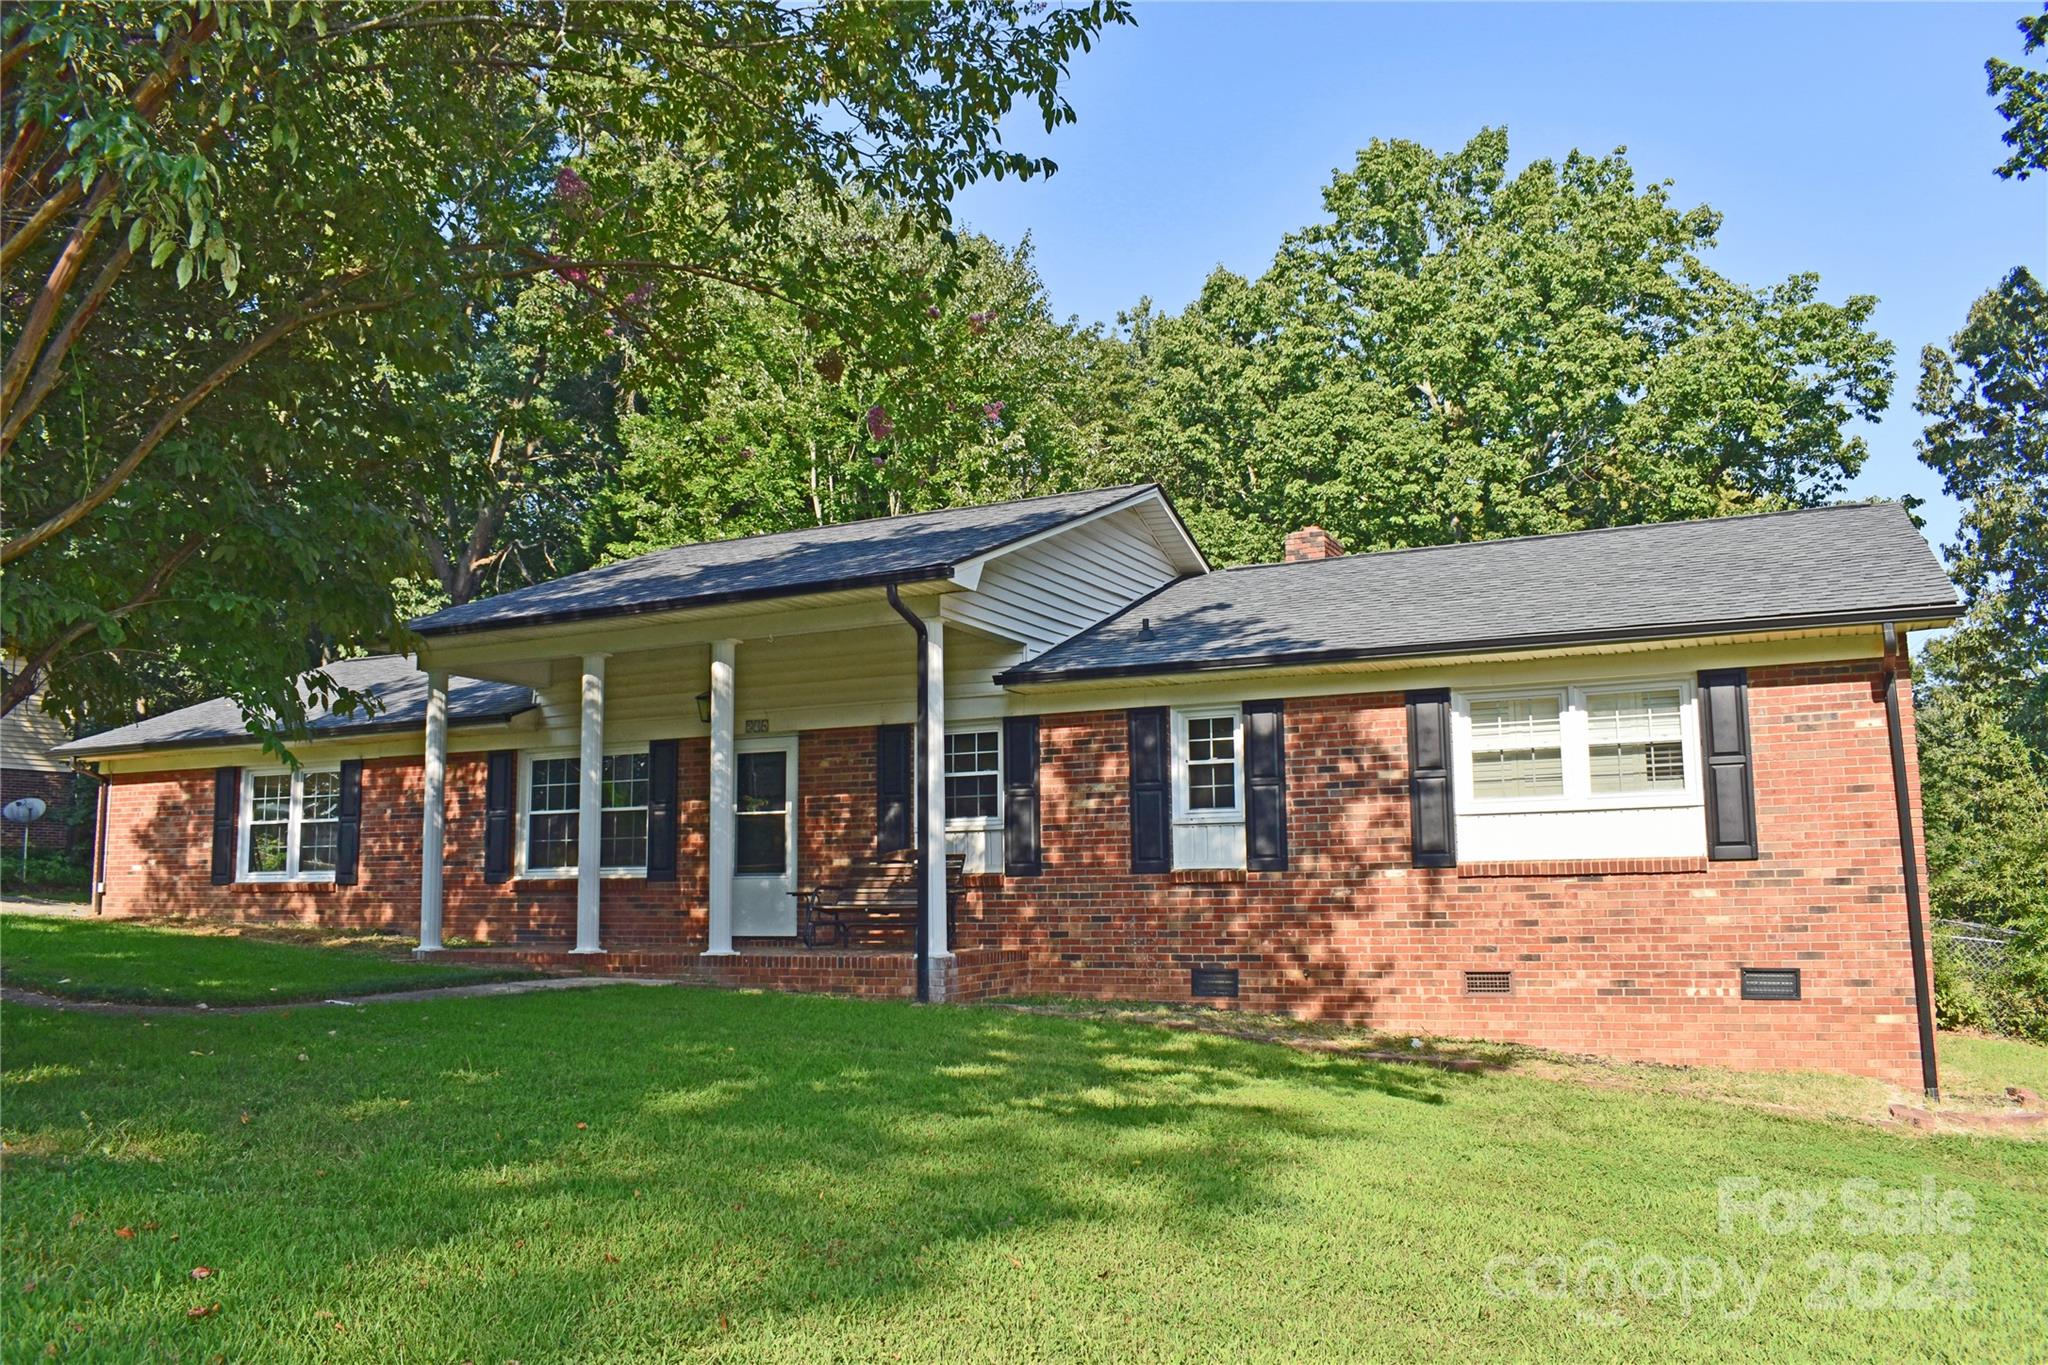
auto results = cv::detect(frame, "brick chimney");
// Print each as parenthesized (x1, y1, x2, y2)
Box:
(1283, 525, 1345, 563)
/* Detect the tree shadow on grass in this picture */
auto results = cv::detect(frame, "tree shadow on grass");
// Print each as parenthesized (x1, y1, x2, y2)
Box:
(2, 983, 1482, 1358)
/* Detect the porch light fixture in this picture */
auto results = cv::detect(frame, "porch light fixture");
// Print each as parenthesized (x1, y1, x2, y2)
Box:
(695, 691, 712, 723)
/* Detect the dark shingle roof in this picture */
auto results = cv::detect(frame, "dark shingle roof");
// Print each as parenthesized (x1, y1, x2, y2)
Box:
(55, 655, 535, 757)
(411, 484, 1162, 636)
(1000, 502, 1958, 683)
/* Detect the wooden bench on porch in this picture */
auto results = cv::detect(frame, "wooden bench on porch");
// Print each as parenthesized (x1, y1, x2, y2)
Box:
(793, 853, 965, 949)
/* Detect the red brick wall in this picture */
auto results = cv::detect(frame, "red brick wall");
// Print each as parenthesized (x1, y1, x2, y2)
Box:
(950, 658, 1934, 1085)
(94, 656, 1937, 1084)
(797, 726, 883, 888)
(1, 767, 86, 853)
(100, 743, 714, 948)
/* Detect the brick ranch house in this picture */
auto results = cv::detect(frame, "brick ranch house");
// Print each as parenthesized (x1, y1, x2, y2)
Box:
(61, 485, 1961, 1089)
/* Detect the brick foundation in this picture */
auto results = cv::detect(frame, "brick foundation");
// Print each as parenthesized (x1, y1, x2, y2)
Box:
(95, 655, 1936, 1085)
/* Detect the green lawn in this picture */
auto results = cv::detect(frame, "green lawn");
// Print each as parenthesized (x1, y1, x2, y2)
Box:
(0, 913, 530, 1005)
(3, 952, 2043, 1360)
(1941, 1030, 2048, 1102)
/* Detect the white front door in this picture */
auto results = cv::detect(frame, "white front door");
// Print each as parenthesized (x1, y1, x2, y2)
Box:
(731, 736, 797, 937)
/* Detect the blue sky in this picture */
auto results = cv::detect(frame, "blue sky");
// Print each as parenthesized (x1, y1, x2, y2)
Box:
(951, 1, 2048, 558)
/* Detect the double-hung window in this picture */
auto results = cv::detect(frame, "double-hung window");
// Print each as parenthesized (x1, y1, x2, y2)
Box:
(1585, 687, 1686, 794)
(1182, 712, 1240, 816)
(599, 753, 650, 868)
(241, 768, 340, 881)
(522, 752, 650, 875)
(944, 730, 1001, 825)
(1170, 707, 1245, 869)
(1467, 693, 1566, 799)
(1455, 680, 1699, 812)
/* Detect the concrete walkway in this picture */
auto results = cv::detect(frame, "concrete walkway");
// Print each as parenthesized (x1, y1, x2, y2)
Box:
(0, 974, 677, 1018)
(0, 894, 93, 917)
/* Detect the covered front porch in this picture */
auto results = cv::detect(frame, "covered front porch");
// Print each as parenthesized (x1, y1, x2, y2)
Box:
(406, 581, 1012, 1000)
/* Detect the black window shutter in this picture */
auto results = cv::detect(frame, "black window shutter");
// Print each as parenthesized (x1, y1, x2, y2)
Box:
(876, 724, 913, 852)
(1698, 668, 1759, 860)
(1003, 715, 1042, 876)
(1128, 707, 1172, 874)
(1406, 690, 1457, 868)
(646, 738, 679, 881)
(210, 766, 239, 885)
(334, 759, 363, 886)
(1244, 699, 1289, 872)
(483, 749, 516, 884)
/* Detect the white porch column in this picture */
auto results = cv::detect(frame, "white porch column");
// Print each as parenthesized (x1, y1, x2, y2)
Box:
(922, 618, 949, 960)
(704, 639, 738, 956)
(572, 652, 607, 954)
(418, 668, 449, 953)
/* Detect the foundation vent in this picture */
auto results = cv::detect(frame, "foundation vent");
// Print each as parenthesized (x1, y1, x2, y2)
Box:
(1741, 968, 1801, 1001)
(1464, 970, 1512, 996)
(1190, 967, 1240, 999)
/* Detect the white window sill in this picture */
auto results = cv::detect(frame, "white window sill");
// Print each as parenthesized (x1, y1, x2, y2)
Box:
(238, 875, 336, 886)
(1174, 813, 1244, 828)
(517, 869, 650, 882)
(1462, 793, 1703, 817)
(946, 818, 1002, 832)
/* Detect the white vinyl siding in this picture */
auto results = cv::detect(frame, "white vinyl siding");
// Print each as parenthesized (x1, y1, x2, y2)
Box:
(239, 767, 339, 882)
(943, 508, 1180, 657)
(1451, 680, 1706, 862)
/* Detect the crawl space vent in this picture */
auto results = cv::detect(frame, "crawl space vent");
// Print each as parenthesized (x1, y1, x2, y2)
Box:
(1190, 967, 1239, 999)
(1464, 970, 1512, 996)
(1741, 968, 1801, 1001)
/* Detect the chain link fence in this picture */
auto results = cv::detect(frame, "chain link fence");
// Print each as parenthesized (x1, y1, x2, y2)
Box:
(1934, 918, 2018, 975)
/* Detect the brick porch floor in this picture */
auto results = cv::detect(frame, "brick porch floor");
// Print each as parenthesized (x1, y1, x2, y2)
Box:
(416, 943, 1030, 1003)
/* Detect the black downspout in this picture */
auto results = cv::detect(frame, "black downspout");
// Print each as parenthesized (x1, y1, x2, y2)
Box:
(1882, 623, 1940, 1100)
(886, 585, 931, 1003)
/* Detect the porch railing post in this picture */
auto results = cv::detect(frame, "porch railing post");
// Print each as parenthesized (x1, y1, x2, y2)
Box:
(705, 639, 738, 956)
(923, 618, 949, 966)
(418, 667, 449, 954)
(572, 652, 608, 954)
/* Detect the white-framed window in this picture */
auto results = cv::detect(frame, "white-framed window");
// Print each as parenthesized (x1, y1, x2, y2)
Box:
(1453, 680, 1699, 813)
(599, 752, 650, 868)
(1585, 686, 1687, 794)
(1173, 707, 1243, 822)
(239, 767, 340, 882)
(519, 751, 652, 876)
(944, 729, 1001, 827)
(1467, 691, 1566, 800)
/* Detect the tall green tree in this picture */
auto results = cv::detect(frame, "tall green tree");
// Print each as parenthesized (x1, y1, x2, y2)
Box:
(406, 278, 627, 609)
(589, 206, 1125, 556)
(1916, 683, 2048, 930)
(1989, 5, 2048, 180)
(1, 1, 1129, 733)
(1091, 129, 1895, 563)
(1916, 267, 2048, 749)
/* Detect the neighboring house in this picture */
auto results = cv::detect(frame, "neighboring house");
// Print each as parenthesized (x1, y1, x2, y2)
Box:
(58, 485, 1961, 1088)
(2, 663, 85, 854)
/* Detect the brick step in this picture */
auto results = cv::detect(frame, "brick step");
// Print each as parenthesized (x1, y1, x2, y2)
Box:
(419, 947, 718, 982)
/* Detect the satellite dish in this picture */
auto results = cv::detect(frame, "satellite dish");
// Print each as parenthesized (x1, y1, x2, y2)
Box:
(2, 797, 47, 825)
